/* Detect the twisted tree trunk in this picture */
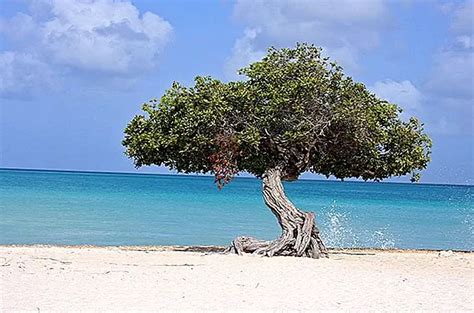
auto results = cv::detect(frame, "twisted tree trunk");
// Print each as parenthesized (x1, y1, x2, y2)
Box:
(226, 168, 328, 258)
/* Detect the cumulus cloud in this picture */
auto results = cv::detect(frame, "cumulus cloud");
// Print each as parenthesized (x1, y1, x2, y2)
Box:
(426, 0, 473, 100)
(425, 50, 473, 101)
(450, 0, 473, 34)
(370, 80, 423, 118)
(422, 0, 473, 134)
(0, 52, 55, 99)
(372, 1, 473, 135)
(226, 0, 390, 77)
(0, 0, 172, 99)
(224, 28, 265, 80)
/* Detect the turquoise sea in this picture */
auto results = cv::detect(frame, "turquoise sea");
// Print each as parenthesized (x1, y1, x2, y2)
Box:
(0, 169, 472, 250)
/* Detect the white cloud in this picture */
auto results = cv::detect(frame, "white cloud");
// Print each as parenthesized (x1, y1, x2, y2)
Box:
(451, 0, 473, 34)
(224, 28, 265, 79)
(456, 35, 473, 49)
(0, 0, 172, 98)
(425, 50, 474, 101)
(0, 51, 55, 99)
(370, 80, 423, 118)
(371, 0, 473, 135)
(226, 0, 390, 76)
(40, 0, 171, 73)
(425, 0, 473, 102)
(418, 0, 474, 135)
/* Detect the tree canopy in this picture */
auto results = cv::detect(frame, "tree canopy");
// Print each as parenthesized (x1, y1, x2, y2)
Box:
(123, 44, 431, 187)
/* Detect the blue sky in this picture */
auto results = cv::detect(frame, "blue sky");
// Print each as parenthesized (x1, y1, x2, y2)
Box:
(0, 0, 472, 184)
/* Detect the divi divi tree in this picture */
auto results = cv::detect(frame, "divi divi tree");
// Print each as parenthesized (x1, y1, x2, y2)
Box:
(123, 44, 431, 258)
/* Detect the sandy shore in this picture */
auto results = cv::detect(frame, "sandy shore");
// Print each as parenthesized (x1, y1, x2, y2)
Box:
(1, 246, 473, 312)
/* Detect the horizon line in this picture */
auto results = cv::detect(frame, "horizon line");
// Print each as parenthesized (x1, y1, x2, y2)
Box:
(1, 167, 472, 187)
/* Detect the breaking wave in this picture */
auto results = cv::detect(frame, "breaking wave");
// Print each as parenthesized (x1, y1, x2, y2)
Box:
(320, 202, 395, 249)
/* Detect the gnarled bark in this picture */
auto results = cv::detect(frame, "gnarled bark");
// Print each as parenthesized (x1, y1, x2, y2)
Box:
(226, 168, 328, 258)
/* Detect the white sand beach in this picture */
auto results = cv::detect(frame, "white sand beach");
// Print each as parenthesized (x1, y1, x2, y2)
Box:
(1, 245, 473, 312)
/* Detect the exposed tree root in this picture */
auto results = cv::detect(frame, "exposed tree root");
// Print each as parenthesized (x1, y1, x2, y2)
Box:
(226, 168, 328, 259)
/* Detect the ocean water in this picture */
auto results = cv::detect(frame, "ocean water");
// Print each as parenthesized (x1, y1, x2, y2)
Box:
(0, 169, 472, 250)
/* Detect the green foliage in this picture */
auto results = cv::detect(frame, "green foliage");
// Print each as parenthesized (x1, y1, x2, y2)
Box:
(123, 43, 431, 185)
